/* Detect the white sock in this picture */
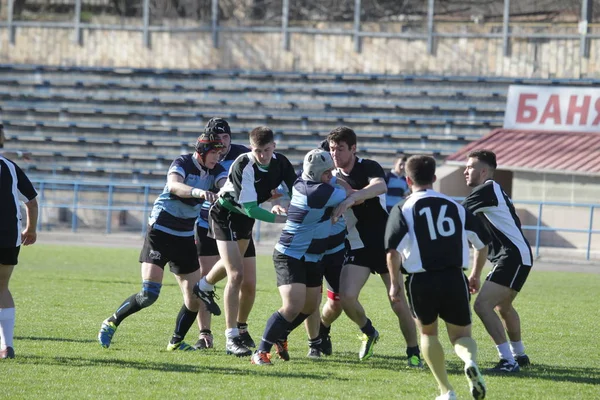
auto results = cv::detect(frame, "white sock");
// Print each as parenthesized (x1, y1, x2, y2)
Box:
(225, 328, 239, 339)
(510, 340, 525, 357)
(198, 277, 214, 292)
(0, 308, 16, 349)
(496, 342, 515, 363)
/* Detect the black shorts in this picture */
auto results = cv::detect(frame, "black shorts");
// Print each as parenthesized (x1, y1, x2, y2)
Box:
(139, 227, 200, 275)
(195, 225, 256, 258)
(486, 262, 531, 292)
(208, 202, 255, 242)
(405, 268, 472, 327)
(321, 246, 347, 296)
(0, 247, 20, 266)
(273, 250, 324, 288)
(344, 245, 387, 275)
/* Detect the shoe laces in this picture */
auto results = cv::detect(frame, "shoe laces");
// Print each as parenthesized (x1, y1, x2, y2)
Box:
(101, 322, 116, 335)
(206, 290, 220, 301)
(495, 359, 516, 369)
(200, 333, 213, 345)
(230, 336, 248, 348)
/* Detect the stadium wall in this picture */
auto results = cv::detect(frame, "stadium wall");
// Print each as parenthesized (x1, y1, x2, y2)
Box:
(0, 23, 596, 77)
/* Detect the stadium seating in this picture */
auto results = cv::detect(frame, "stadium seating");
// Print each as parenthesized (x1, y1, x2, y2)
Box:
(4, 63, 590, 183)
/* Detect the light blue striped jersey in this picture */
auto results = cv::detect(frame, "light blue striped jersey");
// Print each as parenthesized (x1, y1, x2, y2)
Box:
(385, 171, 410, 212)
(149, 154, 226, 237)
(197, 143, 249, 228)
(324, 217, 347, 256)
(275, 178, 347, 262)
(324, 179, 348, 255)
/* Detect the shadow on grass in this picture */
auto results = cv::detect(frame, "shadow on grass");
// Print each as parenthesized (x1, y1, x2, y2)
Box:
(445, 360, 600, 385)
(15, 335, 96, 344)
(53, 278, 178, 287)
(320, 353, 600, 385)
(15, 354, 350, 381)
(311, 351, 415, 371)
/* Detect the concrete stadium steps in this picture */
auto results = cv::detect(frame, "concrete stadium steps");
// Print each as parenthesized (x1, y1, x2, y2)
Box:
(0, 77, 508, 105)
(2, 63, 542, 183)
(1, 107, 503, 131)
(0, 92, 506, 119)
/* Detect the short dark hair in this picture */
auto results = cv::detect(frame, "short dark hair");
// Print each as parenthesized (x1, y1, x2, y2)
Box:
(405, 155, 436, 186)
(327, 126, 357, 148)
(398, 154, 408, 163)
(468, 149, 497, 169)
(249, 126, 274, 147)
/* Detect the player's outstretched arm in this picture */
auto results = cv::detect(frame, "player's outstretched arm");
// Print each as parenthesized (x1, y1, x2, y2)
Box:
(350, 177, 387, 203)
(166, 173, 218, 202)
(242, 201, 287, 223)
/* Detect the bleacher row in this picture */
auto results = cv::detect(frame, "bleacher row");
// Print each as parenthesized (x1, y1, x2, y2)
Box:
(4, 64, 596, 183)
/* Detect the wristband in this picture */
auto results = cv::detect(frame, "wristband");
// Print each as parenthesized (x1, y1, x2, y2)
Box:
(191, 188, 202, 198)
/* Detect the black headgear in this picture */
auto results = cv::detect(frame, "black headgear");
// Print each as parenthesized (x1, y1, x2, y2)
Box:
(204, 117, 231, 135)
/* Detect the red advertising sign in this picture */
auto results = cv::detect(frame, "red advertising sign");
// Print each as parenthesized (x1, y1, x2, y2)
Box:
(504, 85, 600, 132)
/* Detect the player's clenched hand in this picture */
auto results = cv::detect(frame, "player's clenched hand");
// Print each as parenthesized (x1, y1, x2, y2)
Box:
(332, 198, 354, 223)
(271, 205, 287, 215)
(468, 275, 480, 294)
(388, 283, 402, 303)
(204, 191, 219, 203)
(21, 229, 37, 246)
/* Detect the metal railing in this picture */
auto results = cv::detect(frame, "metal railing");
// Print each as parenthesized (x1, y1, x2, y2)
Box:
(2, 0, 596, 57)
(28, 179, 600, 260)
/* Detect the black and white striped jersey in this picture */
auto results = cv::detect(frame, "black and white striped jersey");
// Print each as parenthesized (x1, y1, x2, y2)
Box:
(219, 151, 297, 212)
(463, 180, 533, 267)
(0, 156, 37, 247)
(334, 157, 388, 250)
(384, 189, 490, 274)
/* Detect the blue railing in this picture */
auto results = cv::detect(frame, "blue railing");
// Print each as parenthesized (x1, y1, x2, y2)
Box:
(29, 179, 600, 260)
(33, 179, 163, 237)
(519, 200, 598, 261)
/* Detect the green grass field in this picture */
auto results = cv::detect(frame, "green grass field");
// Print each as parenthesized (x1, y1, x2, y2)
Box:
(1, 244, 599, 399)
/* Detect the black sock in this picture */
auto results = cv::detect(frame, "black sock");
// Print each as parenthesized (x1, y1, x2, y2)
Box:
(360, 318, 375, 336)
(407, 345, 421, 358)
(170, 304, 198, 344)
(258, 311, 291, 353)
(237, 322, 248, 333)
(282, 313, 311, 340)
(109, 294, 142, 327)
(200, 329, 212, 335)
(308, 337, 322, 348)
(319, 322, 331, 337)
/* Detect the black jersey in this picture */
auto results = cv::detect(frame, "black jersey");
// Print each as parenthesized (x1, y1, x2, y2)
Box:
(334, 157, 388, 250)
(219, 152, 297, 212)
(385, 189, 490, 273)
(463, 180, 533, 267)
(0, 156, 37, 247)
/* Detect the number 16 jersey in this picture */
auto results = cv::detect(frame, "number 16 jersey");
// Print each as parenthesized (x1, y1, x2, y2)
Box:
(384, 189, 490, 274)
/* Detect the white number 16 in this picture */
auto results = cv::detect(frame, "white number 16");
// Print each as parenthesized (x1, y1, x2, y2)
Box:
(418, 205, 456, 240)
